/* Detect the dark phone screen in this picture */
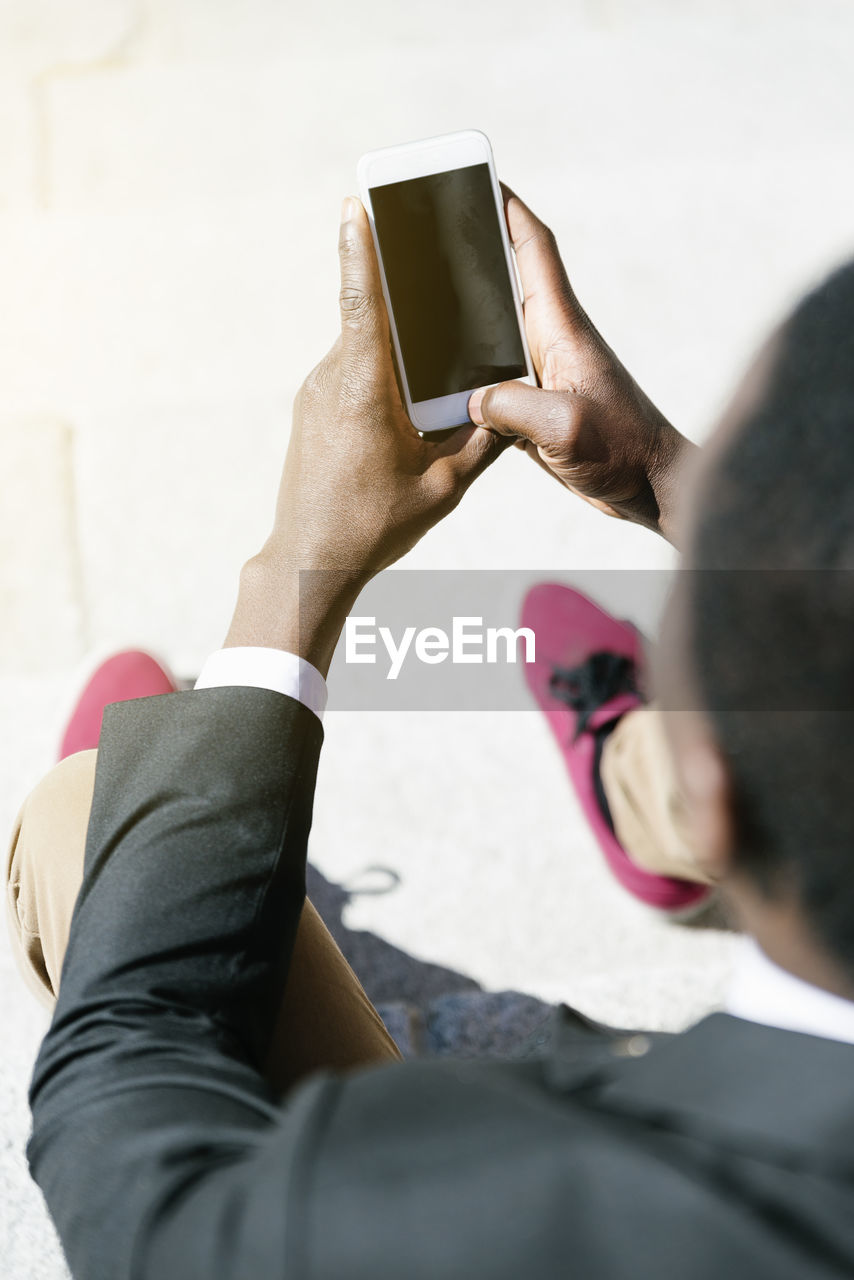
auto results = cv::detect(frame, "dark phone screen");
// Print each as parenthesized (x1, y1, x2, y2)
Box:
(369, 163, 527, 403)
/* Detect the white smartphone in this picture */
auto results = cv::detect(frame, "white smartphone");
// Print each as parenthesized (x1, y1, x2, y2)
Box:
(357, 129, 536, 433)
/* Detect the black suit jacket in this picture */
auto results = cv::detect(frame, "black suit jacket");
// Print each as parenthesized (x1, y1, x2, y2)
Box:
(28, 689, 854, 1279)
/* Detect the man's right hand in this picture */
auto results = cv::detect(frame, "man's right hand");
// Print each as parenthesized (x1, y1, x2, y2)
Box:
(468, 190, 695, 543)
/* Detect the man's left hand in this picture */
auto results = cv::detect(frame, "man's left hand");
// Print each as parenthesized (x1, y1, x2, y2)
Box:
(226, 196, 506, 671)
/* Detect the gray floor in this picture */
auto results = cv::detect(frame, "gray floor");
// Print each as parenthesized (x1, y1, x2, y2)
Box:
(3, 2, 854, 1275)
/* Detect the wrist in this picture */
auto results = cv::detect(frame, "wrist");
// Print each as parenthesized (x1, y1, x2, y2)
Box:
(647, 426, 695, 547)
(224, 551, 368, 678)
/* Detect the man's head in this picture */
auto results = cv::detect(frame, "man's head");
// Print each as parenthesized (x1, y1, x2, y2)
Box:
(659, 262, 854, 989)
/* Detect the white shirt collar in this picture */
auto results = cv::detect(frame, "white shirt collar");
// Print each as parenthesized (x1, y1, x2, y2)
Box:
(725, 935, 854, 1045)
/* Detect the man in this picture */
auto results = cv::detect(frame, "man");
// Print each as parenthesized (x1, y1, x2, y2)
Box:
(9, 189, 854, 1277)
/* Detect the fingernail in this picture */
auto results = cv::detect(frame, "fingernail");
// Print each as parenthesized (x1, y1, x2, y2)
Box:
(341, 196, 357, 224)
(468, 388, 486, 425)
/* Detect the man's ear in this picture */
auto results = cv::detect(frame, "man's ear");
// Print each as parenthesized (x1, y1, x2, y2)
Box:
(675, 727, 735, 884)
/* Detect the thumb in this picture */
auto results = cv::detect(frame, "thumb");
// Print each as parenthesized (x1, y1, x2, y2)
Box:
(468, 381, 576, 450)
(338, 196, 389, 359)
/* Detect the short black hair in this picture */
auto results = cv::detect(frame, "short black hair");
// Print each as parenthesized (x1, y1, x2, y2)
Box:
(690, 261, 854, 973)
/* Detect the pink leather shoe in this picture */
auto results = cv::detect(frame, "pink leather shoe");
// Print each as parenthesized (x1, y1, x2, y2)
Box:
(58, 650, 179, 760)
(521, 583, 712, 917)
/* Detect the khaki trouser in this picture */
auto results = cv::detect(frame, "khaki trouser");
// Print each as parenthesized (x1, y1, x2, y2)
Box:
(601, 707, 709, 884)
(4, 707, 702, 1090)
(5, 749, 402, 1094)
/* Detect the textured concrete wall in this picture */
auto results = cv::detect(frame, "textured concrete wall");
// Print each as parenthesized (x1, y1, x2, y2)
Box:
(2, 3, 853, 1275)
(2, 0, 853, 682)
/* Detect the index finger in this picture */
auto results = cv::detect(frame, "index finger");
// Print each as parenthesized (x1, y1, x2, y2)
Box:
(499, 185, 588, 370)
(338, 196, 391, 366)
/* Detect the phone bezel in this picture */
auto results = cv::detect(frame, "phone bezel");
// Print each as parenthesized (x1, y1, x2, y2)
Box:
(357, 129, 536, 433)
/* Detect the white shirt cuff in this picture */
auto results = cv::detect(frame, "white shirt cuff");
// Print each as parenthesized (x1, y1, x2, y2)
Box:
(194, 647, 328, 723)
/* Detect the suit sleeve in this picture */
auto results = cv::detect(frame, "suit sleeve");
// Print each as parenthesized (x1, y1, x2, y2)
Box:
(28, 686, 332, 1280)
